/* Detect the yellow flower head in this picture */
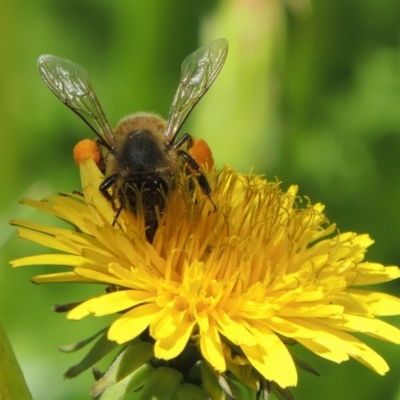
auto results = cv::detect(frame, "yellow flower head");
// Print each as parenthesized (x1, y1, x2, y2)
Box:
(11, 158, 400, 389)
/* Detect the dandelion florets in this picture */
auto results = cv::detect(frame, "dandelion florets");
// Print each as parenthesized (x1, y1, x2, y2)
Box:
(11, 158, 400, 391)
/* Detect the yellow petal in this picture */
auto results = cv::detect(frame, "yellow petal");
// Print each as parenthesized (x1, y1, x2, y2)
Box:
(242, 321, 297, 387)
(214, 309, 257, 346)
(74, 290, 155, 318)
(197, 311, 225, 372)
(347, 289, 400, 316)
(108, 303, 161, 344)
(32, 272, 93, 284)
(324, 314, 400, 344)
(353, 263, 400, 285)
(286, 317, 363, 362)
(11, 254, 86, 268)
(154, 317, 195, 360)
(353, 344, 389, 375)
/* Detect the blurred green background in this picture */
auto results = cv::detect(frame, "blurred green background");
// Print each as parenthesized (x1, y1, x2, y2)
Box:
(2, 0, 400, 399)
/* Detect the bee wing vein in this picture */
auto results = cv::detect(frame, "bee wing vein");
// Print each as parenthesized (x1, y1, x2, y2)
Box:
(165, 38, 228, 144)
(38, 55, 114, 147)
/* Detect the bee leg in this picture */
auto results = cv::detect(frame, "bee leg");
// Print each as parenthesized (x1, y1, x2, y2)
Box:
(177, 150, 216, 211)
(100, 174, 126, 227)
(173, 133, 196, 194)
(173, 132, 193, 149)
(142, 177, 169, 243)
(99, 174, 120, 210)
(112, 205, 124, 227)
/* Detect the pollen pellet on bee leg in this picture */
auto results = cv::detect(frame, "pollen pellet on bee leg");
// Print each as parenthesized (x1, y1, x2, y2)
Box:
(188, 138, 214, 172)
(73, 139, 101, 165)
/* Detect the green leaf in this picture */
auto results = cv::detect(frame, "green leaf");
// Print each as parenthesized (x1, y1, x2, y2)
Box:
(64, 332, 119, 379)
(0, 321, 33, 400)
(138, 366, 183, 400)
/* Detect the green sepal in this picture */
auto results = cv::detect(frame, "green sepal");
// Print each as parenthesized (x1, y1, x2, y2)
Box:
(291, 354, 319, 377)
(116, 341, 154, 381)
(196, 360, 227, 399)
(91, 344, 154, 398)
(95, 364, 154, 400)
(224, 373, 259, 400)
(58, 327, 108, 353)
(176, 383, 211, 400)
(52, 302, 82, 313)
(174, 343, 201, 380)
(64, 332, 119, 379)
(91, 348, 128, 397)
(93, 367, 104, 381)
(138, 366, 183, 400)
(267, 381, 294, 400)
(226, 362, 259, 391)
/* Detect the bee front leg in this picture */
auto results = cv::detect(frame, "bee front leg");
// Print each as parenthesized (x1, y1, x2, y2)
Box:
(100, 174, 120, 210)
(100, 174, 124, 226)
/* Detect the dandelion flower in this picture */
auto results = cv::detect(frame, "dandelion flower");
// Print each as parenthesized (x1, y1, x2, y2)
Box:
(11, 158, 400, 397)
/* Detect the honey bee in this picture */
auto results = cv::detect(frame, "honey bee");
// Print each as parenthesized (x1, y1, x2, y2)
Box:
(38, 39, 228, 242)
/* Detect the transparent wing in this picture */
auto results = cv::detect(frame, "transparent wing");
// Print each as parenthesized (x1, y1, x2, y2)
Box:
(38, 55, 114, 149)
(165, 38, 228, 144)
